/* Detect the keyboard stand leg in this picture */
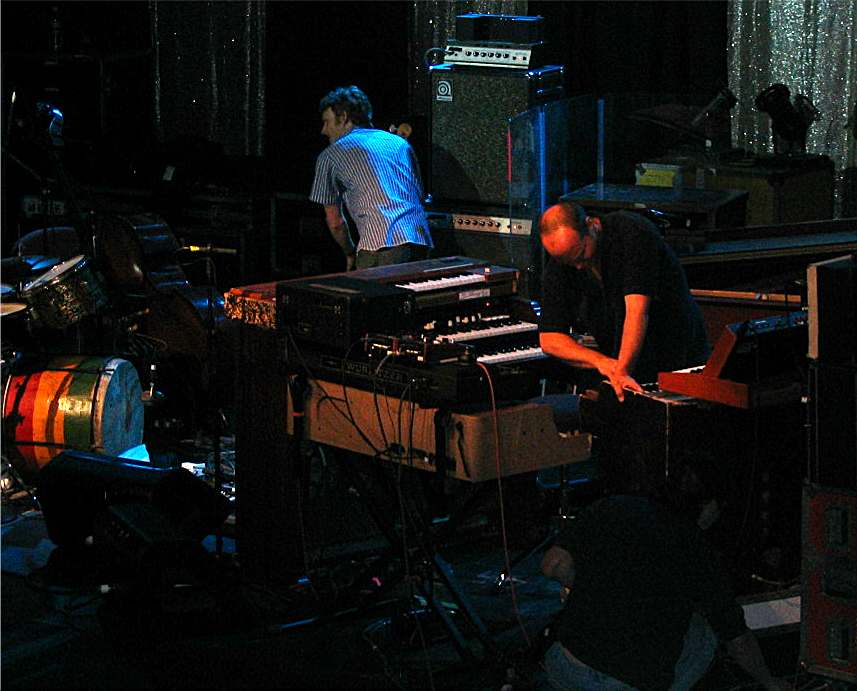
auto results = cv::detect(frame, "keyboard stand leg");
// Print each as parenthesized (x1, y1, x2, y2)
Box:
(337, 447, 502, 669)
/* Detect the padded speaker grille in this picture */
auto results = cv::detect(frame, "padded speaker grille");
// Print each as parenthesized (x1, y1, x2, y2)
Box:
(430, 65, 563, 207)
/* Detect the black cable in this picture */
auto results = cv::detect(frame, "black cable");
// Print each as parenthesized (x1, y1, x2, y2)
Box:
(339, 336, 386, 456)
(397, 379, 415, 467)
(371, 353, 395, 455)
(422, 46, 450, 69)
(361, 619, 410, 691)
(286, 330, 383, 456)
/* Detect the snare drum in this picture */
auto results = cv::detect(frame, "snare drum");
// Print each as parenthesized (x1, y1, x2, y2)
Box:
(2, 355, 144, 480)
(21, 255, 109, 329)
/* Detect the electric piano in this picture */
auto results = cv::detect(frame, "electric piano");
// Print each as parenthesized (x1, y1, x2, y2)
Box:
(657, 311, 808, 408)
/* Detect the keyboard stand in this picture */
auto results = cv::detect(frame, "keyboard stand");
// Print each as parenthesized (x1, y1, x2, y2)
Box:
(339, 456, 501, 667)
(288, 373, 504, 669)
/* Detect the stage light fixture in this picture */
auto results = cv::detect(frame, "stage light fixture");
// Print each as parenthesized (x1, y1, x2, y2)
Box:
(755, 83, 820, 155)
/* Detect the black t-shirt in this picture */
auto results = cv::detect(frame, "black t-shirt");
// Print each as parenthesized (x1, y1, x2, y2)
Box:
(539, 211, 709, 383)
(554, 495, 748, 690)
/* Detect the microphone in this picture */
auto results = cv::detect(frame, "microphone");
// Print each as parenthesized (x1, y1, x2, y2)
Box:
(140, 364, 165, 405)
(179, 244, 238, 256)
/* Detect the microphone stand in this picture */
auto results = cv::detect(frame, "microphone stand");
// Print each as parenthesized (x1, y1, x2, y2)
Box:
(202, 251, 225, 561)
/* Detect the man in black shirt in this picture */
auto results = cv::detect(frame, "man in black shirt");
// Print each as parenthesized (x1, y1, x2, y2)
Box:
(540, 491, 791, 690)
(538, 202, 709, 402)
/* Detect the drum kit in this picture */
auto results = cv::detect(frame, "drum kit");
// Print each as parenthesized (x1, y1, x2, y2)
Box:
(1, 213, 230, 488)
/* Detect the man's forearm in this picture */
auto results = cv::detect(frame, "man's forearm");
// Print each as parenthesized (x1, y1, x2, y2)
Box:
(616, 294, 649, 375)
(540, 332, 613, 374)
(328, 220, 356, 257)
(323, 204, 356, 258)
(542, 330, 642, 401)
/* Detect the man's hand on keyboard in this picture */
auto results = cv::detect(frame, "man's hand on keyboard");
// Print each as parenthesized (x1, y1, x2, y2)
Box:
(608, 368, 643, 402)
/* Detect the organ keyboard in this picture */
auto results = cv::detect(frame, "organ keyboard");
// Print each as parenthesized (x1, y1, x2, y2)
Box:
(395, 272, 495, 292)
(276, 256, 519, 334)
(433, 314, 546, 365)
(478, 344, 545, 365)
(275, 257, 550, 402)
(293, 345, 543, 407)
(437, 317, 538, 343)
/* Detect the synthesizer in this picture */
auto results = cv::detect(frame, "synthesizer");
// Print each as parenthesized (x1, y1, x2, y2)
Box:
(658, 312, 808, 408)
(276, 256, 520, 349)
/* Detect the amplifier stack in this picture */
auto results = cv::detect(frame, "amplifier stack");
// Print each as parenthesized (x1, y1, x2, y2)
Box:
(427, 13, 564, 301)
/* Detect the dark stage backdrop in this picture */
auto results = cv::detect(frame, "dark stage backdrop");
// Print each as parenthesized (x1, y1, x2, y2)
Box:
(1, 1, 728, 208)
(530, 1, 729, 97)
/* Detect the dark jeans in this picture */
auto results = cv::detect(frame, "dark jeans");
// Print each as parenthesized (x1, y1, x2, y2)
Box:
(355, 242, 430, 269)
(542, 612, 717, 691)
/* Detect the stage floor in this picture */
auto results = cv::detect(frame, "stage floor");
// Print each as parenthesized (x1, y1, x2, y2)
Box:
(1, 471, 814, 691)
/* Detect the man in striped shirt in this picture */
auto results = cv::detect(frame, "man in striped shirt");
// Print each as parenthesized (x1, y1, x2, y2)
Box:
(310, 86, 433, 270)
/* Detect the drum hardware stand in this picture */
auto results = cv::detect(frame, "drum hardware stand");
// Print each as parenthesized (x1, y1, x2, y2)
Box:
(197, 250, 228, 560)
(0, 370, 41, 515)
(140, 363, 165, 406)
(0, 457, 40, 514)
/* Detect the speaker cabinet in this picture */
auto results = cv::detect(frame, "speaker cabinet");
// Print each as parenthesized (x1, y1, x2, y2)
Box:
(35, 450, 230, 548)
(801, 484, 857, 684)
(430, 64, 563, 208)
(808, 362, 857, 491)
(708, 154, 835, 226)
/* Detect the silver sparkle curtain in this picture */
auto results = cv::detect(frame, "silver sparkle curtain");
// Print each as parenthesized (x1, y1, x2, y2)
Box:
(408, 0, 528, 116)
(150, 0, 266, 156)
(728, 0, 856, 212)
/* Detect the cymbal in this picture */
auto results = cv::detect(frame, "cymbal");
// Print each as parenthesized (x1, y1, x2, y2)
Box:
(1, 256, 60, 284)
(0, 302, 27, 317)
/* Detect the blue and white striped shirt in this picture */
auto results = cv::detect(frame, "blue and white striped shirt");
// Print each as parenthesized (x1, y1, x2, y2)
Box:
(310, 127, 432, 252)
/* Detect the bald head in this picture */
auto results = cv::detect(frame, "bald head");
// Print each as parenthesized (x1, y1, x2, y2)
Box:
(539, 202, 600, 269)
(539, 202, 587, 240)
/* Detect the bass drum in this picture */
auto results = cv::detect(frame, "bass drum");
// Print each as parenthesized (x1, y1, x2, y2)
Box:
(2, 355, 144, 480)
(95, 213, 189, 293)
